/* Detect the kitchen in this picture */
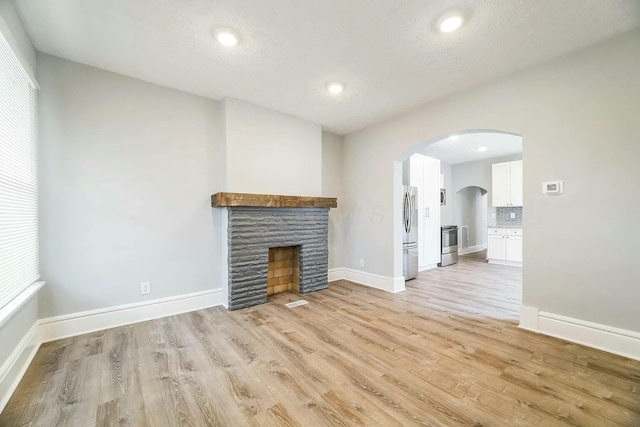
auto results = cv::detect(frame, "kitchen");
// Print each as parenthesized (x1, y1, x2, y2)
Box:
(401, 131, 523, 279)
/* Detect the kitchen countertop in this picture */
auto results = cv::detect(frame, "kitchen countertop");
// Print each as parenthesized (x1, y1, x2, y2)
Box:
(488, 225, 523, 229)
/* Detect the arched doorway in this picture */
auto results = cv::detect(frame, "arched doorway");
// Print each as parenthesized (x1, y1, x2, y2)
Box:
(455, 186, 488, 255)
(393, 129, 523, 316)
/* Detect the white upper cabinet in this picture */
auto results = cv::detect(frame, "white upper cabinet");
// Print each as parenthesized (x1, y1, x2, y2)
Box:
(509, 160, 523, 206)
(492, 160, 523, 207)
(491, 162, 510, 207)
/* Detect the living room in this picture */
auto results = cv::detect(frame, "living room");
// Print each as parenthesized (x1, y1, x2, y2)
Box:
(1, 1, 639, 424)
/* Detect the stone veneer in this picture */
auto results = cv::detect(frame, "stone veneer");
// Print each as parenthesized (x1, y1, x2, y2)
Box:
(227, 207, 329, 310)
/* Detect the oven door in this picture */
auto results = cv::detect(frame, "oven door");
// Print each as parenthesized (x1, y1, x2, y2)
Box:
(441, 227, 458, 254)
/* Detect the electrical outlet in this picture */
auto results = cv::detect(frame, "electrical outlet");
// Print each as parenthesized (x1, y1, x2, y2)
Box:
(141, 281, 151, 295)
(359, 259, 364, 267)
(510, 212, 516, 219)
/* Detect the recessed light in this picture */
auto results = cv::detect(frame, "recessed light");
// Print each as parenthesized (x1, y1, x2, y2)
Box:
(438, 12, 464, 33)
(215, 28, 239, 47)
(450, 134, 459, 141)
(326, 82, 345, 95)
(475, 146, 488, 152)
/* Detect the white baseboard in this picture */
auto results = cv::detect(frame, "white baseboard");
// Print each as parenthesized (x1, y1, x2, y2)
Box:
(328, 268, 347, 282)
(519, 305, 539, 331)
(0, 288, 225, 412)
(329, 268, 405, 293)
(0, 321, 40, 412)
(39, 288, 224, 343)
(418, 263, 438, 272)
(488, 259, 522, 267)
(519, 305, 640, 361)
(390, 276, 405, 293)
(458, 245, 486, 256)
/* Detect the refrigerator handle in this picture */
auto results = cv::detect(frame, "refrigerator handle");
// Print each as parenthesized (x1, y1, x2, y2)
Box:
(412, 195, 417, 228)
(403, 192, 410, 233)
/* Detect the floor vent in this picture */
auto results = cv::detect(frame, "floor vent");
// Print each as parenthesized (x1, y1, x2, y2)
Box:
(285, 300, 308, 308)
(459, 225, 469, 250)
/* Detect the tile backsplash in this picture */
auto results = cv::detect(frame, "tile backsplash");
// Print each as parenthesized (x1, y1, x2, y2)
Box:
(495, 206, 522, 227)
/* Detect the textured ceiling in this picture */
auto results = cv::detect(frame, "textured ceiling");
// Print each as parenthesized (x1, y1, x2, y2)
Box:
(15, 0, 640, 134)
(420, 132, 522, 165)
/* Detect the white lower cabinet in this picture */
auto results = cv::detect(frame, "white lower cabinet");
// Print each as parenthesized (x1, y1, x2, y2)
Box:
(487, 234, 506, 259)
(487, 228, 522, 266)
(505, 235, 523, 262)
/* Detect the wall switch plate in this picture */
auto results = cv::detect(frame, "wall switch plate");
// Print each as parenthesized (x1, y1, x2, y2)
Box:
(359, 259, 364, 267)
(491, 213, 496, 219)
(510, 212, 516, 219)
(141, 281, 151, 295)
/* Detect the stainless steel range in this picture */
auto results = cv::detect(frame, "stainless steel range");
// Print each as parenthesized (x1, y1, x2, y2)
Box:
(439, 225, 458, 267)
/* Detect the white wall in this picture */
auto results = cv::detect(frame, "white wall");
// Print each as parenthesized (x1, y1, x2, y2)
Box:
(224, 97, 322, 196)
(342, 30, 640, 332)
(37, 53, 222, 317)
(0, 0, 35, 75)
(0, 296, 38, 403)
(321, 131, 343, 269)
(0, 297, 36, 374)
(455, 187, 487, 248)
(452, 153, 522, 204)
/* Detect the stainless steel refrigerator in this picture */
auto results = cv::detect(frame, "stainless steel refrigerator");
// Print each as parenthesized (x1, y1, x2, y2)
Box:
(402, 186, 419, 280)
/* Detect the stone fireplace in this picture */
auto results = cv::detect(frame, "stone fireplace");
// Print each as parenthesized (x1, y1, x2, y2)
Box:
(212, 192, 337, 310)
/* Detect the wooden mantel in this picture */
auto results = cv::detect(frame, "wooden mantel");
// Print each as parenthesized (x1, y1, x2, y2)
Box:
(211, 192, 337, 209)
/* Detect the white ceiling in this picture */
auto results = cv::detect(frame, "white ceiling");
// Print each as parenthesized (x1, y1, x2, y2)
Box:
(15, 0, 640, 134)
(420, 132, 522, 165)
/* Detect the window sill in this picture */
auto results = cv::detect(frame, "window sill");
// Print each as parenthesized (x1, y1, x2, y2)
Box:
(0, 281, 45, 329)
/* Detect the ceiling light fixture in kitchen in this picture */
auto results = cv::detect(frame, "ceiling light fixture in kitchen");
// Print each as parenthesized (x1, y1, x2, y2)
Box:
(438, 12, 464, 33)
(450, 134, 460, 141)
(327, 82, 345, 95)
(215, 28, 239, 47)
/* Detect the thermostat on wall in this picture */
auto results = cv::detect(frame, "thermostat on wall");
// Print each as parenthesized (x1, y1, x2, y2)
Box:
(542, 180, 563, 194)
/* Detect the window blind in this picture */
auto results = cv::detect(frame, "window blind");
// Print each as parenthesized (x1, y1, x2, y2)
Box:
(0, 29, 38, 309)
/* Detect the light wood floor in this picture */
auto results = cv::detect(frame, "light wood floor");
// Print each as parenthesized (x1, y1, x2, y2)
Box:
(460, 249, 488, 263)
(2, 258, 640, 426)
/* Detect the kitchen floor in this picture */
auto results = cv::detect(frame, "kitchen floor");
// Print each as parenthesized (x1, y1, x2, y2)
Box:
(413, 249, 520, 319)
(460, 249, 488, 263)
